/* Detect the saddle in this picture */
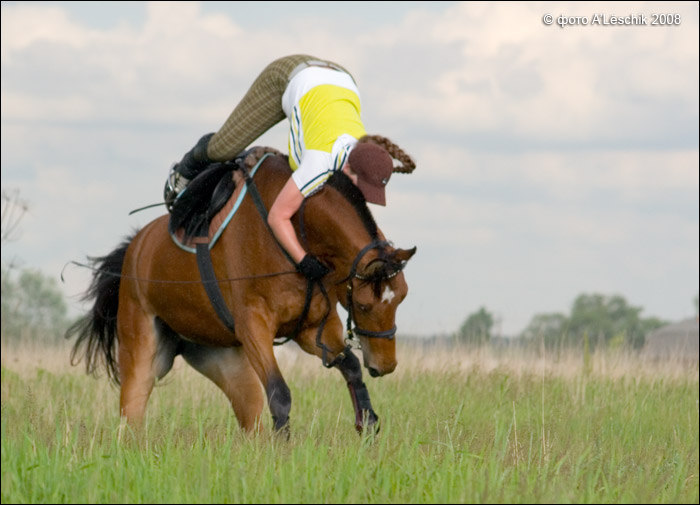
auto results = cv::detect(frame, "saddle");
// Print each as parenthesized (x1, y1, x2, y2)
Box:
(168, 146, 284, 251)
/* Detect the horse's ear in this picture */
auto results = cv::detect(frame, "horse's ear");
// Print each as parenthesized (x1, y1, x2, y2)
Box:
(361, 258, 386, 278)
(394, 246, 417, 264)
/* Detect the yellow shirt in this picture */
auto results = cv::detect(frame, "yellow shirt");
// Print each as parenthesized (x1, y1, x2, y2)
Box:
(282, 67, 366, 197)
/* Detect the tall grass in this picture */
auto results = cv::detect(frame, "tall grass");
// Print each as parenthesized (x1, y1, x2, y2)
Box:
(2, 340, 698, 503)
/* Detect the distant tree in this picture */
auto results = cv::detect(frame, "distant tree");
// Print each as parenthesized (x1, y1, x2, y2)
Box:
(519, 293, 667, 350)
(568, 293, 653, 350)
(456, 307, 494, 346)
(1, 267, 71, 344)
(519, 312, 569, 348)
(637, 316, 667, 341)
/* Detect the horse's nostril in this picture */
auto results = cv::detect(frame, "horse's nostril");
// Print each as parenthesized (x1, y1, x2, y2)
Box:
(368, 367, 381, 377)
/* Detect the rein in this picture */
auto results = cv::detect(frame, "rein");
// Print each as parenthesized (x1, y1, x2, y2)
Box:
(297, 200, 404, 368)
(61, 260, 296, 285)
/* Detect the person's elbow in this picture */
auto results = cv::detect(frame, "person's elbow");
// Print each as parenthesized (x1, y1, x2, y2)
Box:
(267, 206, 280, 231)
(268, 179, 303, 231)
(267, 202, 289, 234)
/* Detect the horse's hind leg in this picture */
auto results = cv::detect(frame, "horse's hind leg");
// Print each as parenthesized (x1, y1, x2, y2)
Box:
(117, 309, 179, 423)
(178, 340, 265, 433)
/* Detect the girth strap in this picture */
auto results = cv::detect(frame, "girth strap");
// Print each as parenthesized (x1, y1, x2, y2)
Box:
(195, 242, 237, 333)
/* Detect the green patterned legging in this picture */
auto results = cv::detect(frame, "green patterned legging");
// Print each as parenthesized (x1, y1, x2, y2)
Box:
(207, 54, 350, 161)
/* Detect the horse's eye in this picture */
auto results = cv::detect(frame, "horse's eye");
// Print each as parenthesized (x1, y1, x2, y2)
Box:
(356, 303, 371, 313)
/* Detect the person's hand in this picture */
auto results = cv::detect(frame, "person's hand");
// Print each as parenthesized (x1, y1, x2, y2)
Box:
(297, 254, 330, 280)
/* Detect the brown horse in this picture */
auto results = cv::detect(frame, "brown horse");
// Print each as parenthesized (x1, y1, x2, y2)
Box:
(67, 151, 416, 435)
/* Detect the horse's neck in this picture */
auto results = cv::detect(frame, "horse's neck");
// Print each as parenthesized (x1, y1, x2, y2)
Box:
(304, 189, 378, 270)
(255, 156, 378, 268)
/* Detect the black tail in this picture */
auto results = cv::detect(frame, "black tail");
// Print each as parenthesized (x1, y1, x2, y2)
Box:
(65, 233, 136, 385)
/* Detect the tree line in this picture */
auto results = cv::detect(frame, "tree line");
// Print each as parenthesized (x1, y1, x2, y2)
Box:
(1, 263, 687, 351)
(456, 293, 698, 350)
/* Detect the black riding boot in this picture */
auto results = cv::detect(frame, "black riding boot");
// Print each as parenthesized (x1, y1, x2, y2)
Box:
(164, 132, 215, 210)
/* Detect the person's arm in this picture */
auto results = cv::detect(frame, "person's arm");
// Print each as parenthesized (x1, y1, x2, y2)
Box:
(268, 178, 330, 280)
(268, 178, 307, 264)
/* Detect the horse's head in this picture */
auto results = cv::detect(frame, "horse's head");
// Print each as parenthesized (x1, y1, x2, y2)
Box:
(293, 167, 416, 377)
(338, 241, 416, 377)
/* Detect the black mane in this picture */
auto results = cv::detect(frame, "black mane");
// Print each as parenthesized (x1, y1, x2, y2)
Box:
(326, 170, 379, 240)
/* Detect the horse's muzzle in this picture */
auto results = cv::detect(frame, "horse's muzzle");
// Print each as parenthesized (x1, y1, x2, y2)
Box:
(367, 361, 396, 377)
(368, 367, 382, 378)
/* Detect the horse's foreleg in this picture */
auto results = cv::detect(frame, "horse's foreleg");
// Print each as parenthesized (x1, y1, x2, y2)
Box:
(335, 351, 380, 434)
(239, 313, 292, 434)
(294, 317, 378, 434)
(179, 342, 264, 433)
(248, 345, 291, 434)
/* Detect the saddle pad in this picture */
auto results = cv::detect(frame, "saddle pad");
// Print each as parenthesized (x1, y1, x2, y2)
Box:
(169, 153, 270, 253)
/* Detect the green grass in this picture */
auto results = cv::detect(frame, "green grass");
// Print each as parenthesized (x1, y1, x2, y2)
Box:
(1, 342, 698, 503)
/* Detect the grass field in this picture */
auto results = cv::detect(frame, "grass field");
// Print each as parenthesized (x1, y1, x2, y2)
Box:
(1, 339, 698, 503)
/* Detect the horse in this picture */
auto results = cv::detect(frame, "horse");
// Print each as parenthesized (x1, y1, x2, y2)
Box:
(66, 150, 416, 435)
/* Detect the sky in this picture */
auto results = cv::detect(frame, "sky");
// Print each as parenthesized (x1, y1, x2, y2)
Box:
(1, 1, 698, 337)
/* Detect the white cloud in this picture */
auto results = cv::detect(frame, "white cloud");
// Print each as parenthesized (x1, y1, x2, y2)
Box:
(1, 4, 91, 60)
(1, 1, 698, 336)
(362, 2, 699, 149)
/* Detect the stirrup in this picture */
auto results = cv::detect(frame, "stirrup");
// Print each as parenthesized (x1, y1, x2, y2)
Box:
(164, 166, 190, 211)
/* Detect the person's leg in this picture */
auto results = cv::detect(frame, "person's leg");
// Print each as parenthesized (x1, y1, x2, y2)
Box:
(164, 55, 312, 208)
(206, 54, 313, 161)
(164, 55, 350, 208)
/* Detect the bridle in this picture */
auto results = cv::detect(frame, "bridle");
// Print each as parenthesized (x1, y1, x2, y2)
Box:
(343, 239, 402, 341)
(291, 178, 406, 366)
(307, 238, 405, 368)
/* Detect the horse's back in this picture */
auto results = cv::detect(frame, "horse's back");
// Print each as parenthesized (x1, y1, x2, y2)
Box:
(117, 155, 292, 345)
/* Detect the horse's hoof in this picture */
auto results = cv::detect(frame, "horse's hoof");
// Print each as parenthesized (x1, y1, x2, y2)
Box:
(355, 411, 380, 436)
(274, 422, 291, 440)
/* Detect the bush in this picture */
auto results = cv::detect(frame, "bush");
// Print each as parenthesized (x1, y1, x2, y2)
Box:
(1, 266, 72, 344)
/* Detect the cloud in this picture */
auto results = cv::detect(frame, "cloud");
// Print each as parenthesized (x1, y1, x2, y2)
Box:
(2, 1, 698, 336)
(1, 4, 91, 59)
(3, 1, 697, 146)
(360, 2, 699, 150)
